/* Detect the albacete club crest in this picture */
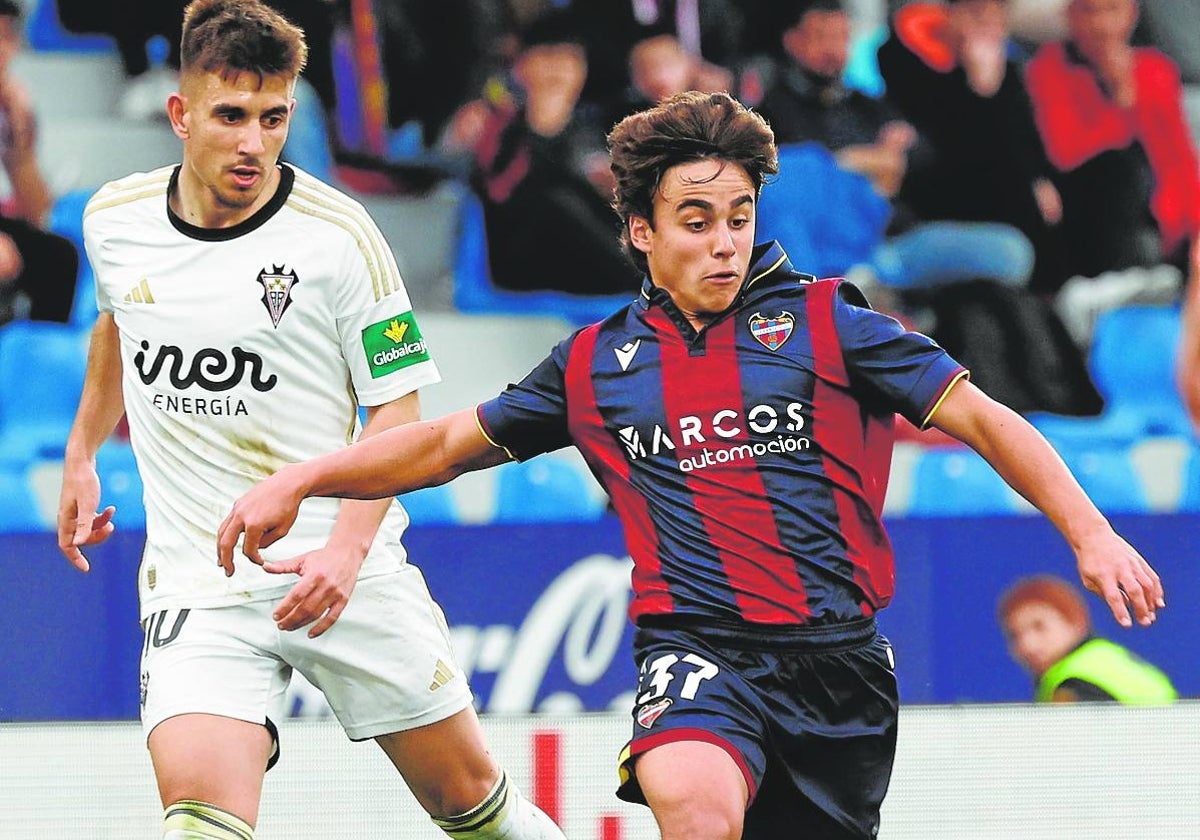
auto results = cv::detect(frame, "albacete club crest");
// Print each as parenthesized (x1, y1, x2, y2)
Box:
(257, 264, 299, 328)
(748, 311, 794, 351)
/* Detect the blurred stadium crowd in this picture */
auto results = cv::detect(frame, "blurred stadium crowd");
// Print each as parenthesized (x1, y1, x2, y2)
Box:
(3, 0, 1200, 530)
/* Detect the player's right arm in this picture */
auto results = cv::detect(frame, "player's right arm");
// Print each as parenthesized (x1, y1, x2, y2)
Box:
(217, 407, 510, 570)
(56, 312, 126, 572)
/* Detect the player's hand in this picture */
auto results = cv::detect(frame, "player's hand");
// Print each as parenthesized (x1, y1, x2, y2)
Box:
(262, 545, 365, 638)
(1074, 528, 1165, 628)
(57, 458, 116, 573)
(217, 466, 307, 576)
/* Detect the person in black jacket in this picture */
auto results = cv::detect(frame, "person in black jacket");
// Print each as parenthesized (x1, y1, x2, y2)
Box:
(877, 0, 1070, 293)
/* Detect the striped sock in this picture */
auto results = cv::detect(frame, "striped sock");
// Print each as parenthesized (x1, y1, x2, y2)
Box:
(162, 800, 254, 840)
(431, 771, 564, 840)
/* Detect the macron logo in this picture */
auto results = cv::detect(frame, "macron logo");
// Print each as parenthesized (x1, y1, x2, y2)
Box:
(614, 340, 641, 371)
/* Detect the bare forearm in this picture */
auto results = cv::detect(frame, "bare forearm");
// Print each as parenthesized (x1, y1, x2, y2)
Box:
(65, 315, 125, 461)
(933, 382, 1111, 548)
(292, 408, 505, 502)
(326, 396, 421, 554)
(966, 405, 1111, 548)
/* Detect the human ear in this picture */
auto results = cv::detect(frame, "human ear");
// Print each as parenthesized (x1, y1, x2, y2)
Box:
(628, 215, 653, 255)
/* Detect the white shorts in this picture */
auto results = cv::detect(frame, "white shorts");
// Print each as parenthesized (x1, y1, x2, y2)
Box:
(138, 566, 473, 749)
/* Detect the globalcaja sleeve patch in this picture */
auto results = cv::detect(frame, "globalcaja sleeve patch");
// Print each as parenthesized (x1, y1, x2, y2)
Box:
(361, 312, 431, 378)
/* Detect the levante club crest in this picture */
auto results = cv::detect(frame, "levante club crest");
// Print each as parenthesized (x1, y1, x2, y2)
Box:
(257, 265, 299, 328)
(748, 311, 794, 351)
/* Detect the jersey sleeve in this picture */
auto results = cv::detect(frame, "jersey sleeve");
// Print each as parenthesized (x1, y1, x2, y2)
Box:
(833, 283, 966, 427)
(82, 199, 114, 314)
(332, 213, 441, 406)
(476, 334, 577, 460)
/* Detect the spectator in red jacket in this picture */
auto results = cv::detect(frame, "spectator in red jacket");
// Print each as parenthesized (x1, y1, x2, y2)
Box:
(1026, 0, 1200, 281)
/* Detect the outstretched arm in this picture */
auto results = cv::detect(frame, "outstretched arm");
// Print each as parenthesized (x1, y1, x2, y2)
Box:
(929, 380, 1164, 627)
(259, 392, 420, 637)
(217, 407, 509, 569)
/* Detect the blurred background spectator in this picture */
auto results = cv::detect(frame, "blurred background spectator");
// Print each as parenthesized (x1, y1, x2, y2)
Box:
(445, 8, 639, 295)
(0, 0, 76, 325)
(1027, 0, 1197, 344)
(998, 574, 1178, 703)
(757, 0, 1035, 297)
(877, 0, 1068, 295)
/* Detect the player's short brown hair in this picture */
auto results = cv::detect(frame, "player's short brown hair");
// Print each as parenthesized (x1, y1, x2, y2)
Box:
(607, 91, 778, 272)
(181, 0, 308, 83)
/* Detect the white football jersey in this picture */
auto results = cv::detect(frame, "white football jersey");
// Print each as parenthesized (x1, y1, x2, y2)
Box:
(84, 164, 440, 619)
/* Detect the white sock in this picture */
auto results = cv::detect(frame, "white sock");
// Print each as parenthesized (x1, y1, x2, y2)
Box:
(162, 800, 254, 840)
(431, 770, 565, 840)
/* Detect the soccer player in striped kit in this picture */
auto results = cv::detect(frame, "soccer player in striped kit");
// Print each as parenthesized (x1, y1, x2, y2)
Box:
(218, 90, 1165, 840)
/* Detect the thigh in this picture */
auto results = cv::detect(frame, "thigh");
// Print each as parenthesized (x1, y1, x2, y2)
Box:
(635, 740, 748, 840)
(149, 714, 275, 826)
(283, 567, 473, 741)
(617, 627, 768, 810)
(140, 605, 290, 825)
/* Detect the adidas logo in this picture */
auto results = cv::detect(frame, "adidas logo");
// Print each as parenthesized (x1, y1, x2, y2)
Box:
(124, 278, 155, 304)
(429, 659, 455, 692)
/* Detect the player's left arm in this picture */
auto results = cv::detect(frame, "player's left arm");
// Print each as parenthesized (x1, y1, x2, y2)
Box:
(263, 392, 421, 638)
(928, 378, 1164, 628)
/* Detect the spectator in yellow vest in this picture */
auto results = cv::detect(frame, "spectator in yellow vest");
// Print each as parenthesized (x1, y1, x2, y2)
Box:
(998, 574, 1177, 703)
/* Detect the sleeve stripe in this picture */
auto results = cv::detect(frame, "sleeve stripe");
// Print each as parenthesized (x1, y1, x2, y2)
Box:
(474, 406, 516, 461)
(920, 369, 970, 429)
(288, 181, 403, 302)
(83, 169, 173, 219)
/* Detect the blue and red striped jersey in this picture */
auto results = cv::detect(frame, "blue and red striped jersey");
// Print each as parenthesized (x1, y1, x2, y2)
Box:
(477, 242, 967, 627)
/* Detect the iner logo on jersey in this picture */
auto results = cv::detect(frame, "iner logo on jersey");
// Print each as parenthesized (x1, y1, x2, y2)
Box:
(134, 341, 278, 393)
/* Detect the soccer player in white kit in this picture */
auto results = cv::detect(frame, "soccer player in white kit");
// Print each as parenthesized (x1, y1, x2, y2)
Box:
(54, 3, 565, 839)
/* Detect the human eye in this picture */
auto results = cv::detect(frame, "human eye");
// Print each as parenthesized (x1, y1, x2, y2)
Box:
(683, 218, 707, 231)
(729, 216, 750, 229)
(263, 113, 286, 129)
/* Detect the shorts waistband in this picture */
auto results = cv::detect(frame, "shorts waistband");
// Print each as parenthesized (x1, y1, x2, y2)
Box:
(637, 614, 878, 651)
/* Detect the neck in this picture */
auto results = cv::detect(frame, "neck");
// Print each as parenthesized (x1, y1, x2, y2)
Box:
(170, 162, 282, 229)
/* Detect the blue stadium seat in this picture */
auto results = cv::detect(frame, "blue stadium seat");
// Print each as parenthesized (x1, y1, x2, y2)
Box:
(1057, 444, 1150, 515)
(493, 457, 603, 523)
(94, 441, 145, 528)
(906, 447, 1021, 517)
(0, 465, 46, 533)
(756, 143, 891, 279)
(47, 188, 99, 327)
(282, 78, 335, 183)
(451, 187, 633, 326)
(25, 0, 115, 52)
(398, 484, 459, 526)
(0, 321, 87, 466)
(1030, 305, 1189, 445)
(1176, 445, 1200, 512)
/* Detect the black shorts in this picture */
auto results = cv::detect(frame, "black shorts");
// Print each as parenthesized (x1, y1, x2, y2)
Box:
(617, 617, 898, 840)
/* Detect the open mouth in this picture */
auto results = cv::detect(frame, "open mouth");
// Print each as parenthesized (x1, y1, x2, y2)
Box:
(231, 167, 261, 188)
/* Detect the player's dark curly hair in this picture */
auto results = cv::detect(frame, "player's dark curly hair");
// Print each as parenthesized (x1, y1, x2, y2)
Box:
(181, 0, 308, 82)
(607, 91, 777, 272)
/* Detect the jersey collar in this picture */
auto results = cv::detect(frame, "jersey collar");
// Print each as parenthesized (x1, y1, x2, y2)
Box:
(167, 163, 295, 242)
(636, 240, 804, 322)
